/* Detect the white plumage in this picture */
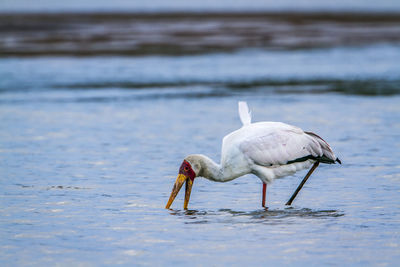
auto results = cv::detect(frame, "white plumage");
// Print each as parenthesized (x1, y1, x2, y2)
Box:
(238, 101, 252, 126)
(222, 121, 337, 184)
(220, 102, 339, 183)
(166, 101, 340, 209)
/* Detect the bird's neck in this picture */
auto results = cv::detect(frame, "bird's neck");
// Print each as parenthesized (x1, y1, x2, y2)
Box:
(195, 155, 234, 182)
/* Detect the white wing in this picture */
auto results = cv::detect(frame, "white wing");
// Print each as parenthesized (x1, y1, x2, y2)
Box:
(237, 122, 337, 167)
(238, 101, 251, 126)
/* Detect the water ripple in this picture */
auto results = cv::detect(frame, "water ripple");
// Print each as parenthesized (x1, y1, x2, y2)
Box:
(168, 207, 344, 225)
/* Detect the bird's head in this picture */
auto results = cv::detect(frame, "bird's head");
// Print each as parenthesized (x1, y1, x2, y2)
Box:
(165, 157, 201, 210)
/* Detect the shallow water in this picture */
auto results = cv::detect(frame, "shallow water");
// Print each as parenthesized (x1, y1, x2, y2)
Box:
(1, 12, 400, 267)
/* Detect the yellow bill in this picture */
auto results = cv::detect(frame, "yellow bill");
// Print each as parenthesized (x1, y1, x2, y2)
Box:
(165, 174, 194, 210)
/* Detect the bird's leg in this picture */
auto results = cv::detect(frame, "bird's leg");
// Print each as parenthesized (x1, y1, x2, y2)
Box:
(286, 161, 320, 206)
(262, 183, 267, 208)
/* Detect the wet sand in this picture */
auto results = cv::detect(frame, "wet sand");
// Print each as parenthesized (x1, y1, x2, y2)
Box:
(1, 12, 400, 56)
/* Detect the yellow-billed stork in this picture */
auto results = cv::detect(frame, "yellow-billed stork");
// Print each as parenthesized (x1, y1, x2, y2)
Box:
(166, 101, 341, 209)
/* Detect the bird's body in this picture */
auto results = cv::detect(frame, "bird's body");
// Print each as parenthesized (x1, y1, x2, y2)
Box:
(166, 102, 340, 209)
(221, 121, 338, 184)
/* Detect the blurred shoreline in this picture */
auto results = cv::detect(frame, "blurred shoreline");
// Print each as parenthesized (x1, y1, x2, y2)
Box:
(1, 12, 400, 57)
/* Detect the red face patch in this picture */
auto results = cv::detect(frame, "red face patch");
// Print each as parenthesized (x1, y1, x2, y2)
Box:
(179, 160, 196, 181)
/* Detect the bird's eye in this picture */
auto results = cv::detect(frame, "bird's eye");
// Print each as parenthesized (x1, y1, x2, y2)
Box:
(184, 167, 189, 171)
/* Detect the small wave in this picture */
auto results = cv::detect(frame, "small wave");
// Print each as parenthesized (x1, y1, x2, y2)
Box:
(54, 79, 400, 96)
(1, 79, 398, 105)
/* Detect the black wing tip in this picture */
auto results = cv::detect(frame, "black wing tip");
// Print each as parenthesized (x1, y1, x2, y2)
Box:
(287, 155, 331, 164)
(286, 155, 341, 165)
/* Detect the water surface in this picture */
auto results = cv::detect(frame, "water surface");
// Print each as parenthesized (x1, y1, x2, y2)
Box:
(1, 12, 400, 267)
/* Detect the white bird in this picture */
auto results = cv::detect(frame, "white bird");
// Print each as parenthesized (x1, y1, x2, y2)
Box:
(166, 101, 341, 209)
